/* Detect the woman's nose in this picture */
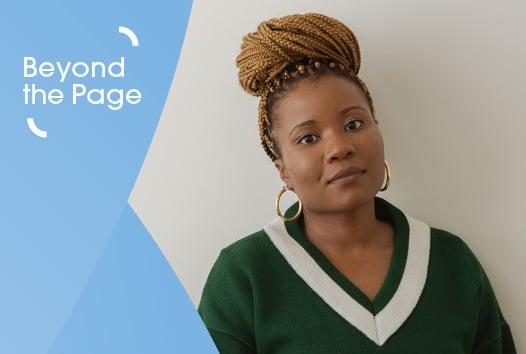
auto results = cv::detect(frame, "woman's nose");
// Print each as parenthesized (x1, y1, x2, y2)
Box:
(324, 131, 354, 162)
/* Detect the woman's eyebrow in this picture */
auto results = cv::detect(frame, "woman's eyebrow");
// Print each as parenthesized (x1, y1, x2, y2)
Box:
(289, 120, 316, 137)
(340, 105, 368, 115)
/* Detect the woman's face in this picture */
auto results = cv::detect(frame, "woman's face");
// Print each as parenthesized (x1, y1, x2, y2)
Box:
(272, 73, 385, 215)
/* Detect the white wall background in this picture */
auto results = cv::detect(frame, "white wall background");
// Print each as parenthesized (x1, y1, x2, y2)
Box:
(130, 0, 525, 350)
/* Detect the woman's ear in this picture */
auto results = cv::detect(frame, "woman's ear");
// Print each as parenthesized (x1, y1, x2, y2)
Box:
(274, 159, 292, 189)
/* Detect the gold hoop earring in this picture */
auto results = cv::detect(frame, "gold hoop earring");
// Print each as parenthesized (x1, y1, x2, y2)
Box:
(380, 160, 391, 192)
(275, 186, 303, 222)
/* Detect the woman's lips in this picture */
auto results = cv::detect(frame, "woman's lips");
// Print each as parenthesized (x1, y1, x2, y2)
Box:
(328, 166, 364, 184)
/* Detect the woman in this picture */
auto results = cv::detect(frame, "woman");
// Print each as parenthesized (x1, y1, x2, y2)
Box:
(198, 13, 516, 353)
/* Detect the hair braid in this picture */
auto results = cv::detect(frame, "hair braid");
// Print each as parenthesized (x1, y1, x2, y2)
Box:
(236, 12, 374, 161)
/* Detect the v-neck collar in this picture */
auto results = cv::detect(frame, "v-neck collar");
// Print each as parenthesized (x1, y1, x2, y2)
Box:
(263, 198, 430, 346)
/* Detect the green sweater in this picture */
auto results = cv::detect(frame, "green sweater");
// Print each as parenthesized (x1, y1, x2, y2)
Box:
(199, 198, 516, 353)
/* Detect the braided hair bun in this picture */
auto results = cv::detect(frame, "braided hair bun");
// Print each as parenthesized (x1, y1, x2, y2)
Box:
(236, 13, 371, 160)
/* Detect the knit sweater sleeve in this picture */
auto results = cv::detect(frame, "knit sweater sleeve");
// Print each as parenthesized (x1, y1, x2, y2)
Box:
(198, 247, 257, 354)
(462, 242, 517, 354)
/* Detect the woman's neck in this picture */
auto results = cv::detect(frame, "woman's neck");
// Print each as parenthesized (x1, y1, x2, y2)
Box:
(300, 199, 392, 253)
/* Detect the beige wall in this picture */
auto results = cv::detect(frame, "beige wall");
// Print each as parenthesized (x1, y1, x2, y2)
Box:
(130, 0, 525, 350)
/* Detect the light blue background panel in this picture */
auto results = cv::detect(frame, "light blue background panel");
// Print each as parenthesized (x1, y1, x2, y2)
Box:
(0, 0, 217, 353)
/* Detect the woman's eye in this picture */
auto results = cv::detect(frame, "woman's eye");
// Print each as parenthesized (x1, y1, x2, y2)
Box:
(345, 119, 364, 131)
(297, 134, 318, 145)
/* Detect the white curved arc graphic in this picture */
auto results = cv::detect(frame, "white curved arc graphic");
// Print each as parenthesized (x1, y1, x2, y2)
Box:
(118, 26, 139, 47)
(27, 118, 47, 138)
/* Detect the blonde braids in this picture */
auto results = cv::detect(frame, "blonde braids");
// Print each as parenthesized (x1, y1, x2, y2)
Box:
(236, 13, 373, 161)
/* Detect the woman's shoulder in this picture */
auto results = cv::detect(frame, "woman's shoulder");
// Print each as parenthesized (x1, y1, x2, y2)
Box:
(212, 227, 279, 271)
(381, 198, 484, 272)
(220, 229, 272, 255)
(428, 226, 487, 281)
(429, 227, 467, 248)
(429, 227, 475, 256)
